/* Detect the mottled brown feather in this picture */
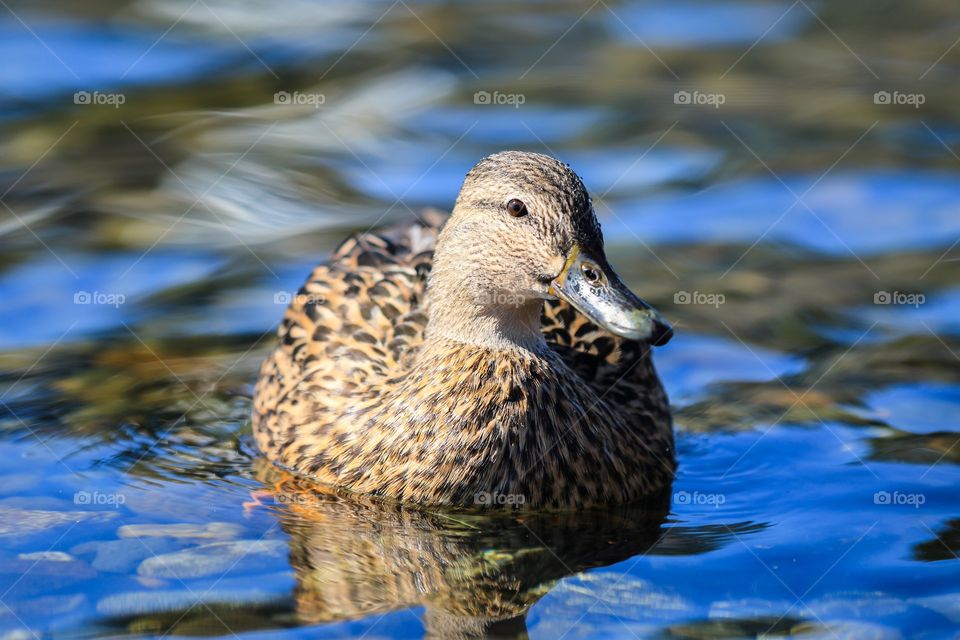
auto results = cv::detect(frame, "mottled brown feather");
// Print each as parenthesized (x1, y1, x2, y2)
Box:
(253, 210, 673, 509)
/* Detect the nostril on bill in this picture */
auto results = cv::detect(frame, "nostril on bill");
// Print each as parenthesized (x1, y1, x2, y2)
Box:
(580, 263, 603, 285)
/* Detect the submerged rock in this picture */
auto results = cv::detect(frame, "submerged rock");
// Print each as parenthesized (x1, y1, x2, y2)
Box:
(791, 620, 903, 640)
(910, 594, 960, 623)
(709, 598, 796, 618)
(0, 555, 96, 598)
(96, 588, 282, 617)
(806, 592, 908, 619)
(137, 539, 288, 579)
(9, 593, 86, 617)
(118, 522, 245, 541)
(16, 551, 75, 562)
(0, 507, 117, 537)
(71, 538, 182, 574)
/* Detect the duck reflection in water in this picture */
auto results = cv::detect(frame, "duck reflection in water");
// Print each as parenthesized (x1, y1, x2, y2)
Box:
(253, 462, 759, 639)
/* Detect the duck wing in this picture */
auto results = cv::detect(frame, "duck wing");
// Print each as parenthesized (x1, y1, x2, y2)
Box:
(541, 298, 669, 424)
(252, 212, 443, 455)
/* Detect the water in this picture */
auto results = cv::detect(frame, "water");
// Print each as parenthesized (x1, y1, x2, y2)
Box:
(1, 0, 959, 637)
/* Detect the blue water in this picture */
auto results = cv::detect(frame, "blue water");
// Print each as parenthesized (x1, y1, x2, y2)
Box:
(0, 0, 958, 638)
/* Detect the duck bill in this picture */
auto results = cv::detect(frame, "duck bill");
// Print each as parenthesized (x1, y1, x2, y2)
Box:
(549, 246, 673, 346)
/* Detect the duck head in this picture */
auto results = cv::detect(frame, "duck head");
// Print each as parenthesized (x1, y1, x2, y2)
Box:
(429, 150, 672, 348)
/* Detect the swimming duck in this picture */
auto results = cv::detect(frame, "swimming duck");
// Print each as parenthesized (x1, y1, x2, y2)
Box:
(253, 150, 675, 509)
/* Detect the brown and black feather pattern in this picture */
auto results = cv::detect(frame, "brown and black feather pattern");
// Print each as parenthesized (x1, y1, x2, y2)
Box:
(253, 212, 674, 509)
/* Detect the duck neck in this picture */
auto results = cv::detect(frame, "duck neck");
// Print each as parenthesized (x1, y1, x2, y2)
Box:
(426, 304, 545, 353)
(424, 268, 546, 353)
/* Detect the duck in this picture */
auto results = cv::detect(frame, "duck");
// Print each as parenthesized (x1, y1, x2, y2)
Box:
(252, 150, 675, 509)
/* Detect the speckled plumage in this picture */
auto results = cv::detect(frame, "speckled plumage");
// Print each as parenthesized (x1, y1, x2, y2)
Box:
(253, 151, 674, 509)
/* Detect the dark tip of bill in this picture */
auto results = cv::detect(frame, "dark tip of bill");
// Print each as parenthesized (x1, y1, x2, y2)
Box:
(651, 321, 673, 347)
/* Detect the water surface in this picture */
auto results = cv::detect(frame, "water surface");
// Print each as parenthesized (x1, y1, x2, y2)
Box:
(1, 0, 959, 637)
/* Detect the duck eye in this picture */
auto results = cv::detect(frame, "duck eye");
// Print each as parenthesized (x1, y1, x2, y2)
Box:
(505, 199, 528, 217)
